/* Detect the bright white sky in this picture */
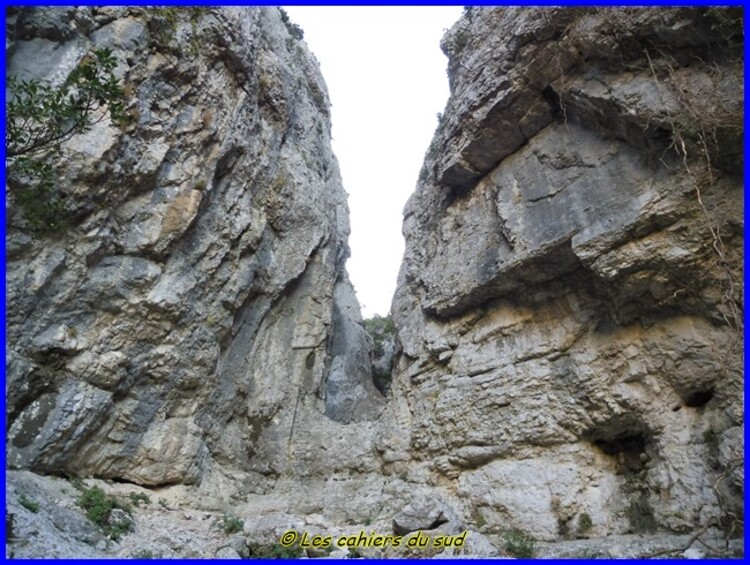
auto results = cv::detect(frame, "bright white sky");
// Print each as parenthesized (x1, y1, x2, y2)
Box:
(284, 6, 462, 318)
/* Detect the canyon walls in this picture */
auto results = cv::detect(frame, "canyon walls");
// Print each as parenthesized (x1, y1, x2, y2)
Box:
(5, 6, 744, 557)
(6, 6, 384, 498)
(388, 6, 743, 540)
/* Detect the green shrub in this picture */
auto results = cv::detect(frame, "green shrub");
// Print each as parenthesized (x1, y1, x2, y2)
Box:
(363, 314, 396, 394)
(129, 492, 151, 507)
(452, 30, 469, 53)
(147, 7, 208, 56)
(6, 48, 125, 159)
(218, 513, 244, 535)
(577, 512, 593, 534)
(76, 486, 133, 540)
(18, 494, 40, 513)
(279, 8, 304, 40)
(363, 314, 396, 357)
(6, 48, 124, 232)
(108, 516, 134, 542)
(503, 527, 535, 558)
(78, 486, 113, 525)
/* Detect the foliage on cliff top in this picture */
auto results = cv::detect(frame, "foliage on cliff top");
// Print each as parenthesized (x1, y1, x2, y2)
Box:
(363, 314, 396, 356)
(363, 314, 396, 395)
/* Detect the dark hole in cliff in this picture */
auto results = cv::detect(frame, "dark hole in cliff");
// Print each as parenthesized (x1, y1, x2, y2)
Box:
(305, 350, 315, 369)
(683, 388, 714, 408)
(586, 418, 658, 534)
(30, 347, 73, 365)
(392, 511, 449, 536)
(372, 366, 392, 396)
(593, 433, 648, 473)
(443, 182, 474, 208)
(541, 85, 562, 119)
(107, 476, 145, 486)
(586, 418, 651, 474)
(651, 126, 672, 146)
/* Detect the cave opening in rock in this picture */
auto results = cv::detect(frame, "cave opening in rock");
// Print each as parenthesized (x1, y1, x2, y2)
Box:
(541, 84, 562, 119)
(592, 433, 648, 472)
(683, 387, 714, 408)
(585, 417, 652, 474)
(588, 424, 658, 533)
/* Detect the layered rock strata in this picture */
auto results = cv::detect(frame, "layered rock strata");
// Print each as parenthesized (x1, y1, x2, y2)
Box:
(388, 6, 743, 541)
(4, 6, 745, 556)
(6, 7, 383, 494)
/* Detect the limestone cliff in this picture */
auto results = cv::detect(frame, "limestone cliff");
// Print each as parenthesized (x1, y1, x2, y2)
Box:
(6, 6, 384, 493)
(389, 6, 743, 542)
(5, 6, 745, 560)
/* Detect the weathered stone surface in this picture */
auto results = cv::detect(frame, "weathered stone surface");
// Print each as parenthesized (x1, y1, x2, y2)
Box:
(323, 277, 385, 423)
(390, 5, 743, 545)
(392, 492, 463, 536)
(214, 546, 242, 559)
(432, 7, 742, 191)
(534, 533, 744, 558)
(6, 7, 382, 496)
(6, 471, 106, 558)
(4, 6, 744, 558)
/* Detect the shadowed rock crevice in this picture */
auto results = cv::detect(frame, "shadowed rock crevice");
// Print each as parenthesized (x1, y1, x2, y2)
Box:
(682, 388, 714, 408)
(321, 277, 385, 424)
(584, 416, 652, 474)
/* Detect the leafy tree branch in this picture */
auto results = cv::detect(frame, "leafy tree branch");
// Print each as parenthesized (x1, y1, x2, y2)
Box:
(6, 48, 125, 232)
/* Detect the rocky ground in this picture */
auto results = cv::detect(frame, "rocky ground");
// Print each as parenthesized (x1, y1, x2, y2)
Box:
(6, 470, 742, 559)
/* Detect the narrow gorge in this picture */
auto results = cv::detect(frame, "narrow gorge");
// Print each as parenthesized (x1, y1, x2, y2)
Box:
(5, 7, 744, 559)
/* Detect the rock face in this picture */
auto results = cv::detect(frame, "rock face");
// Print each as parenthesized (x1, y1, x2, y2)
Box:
(6, 6, 384, 492)
(5, 6, 744, 557)
(389, 7, 743, 541)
